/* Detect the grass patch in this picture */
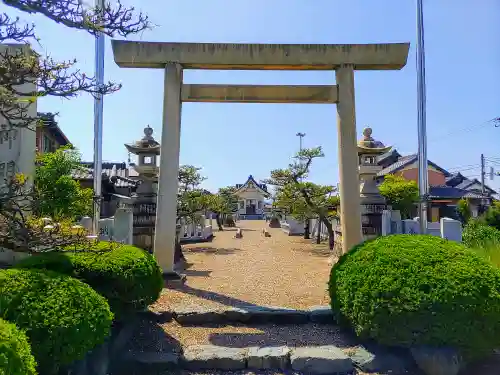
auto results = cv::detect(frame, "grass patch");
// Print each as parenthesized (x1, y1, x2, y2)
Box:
(470, 241, 500, 268)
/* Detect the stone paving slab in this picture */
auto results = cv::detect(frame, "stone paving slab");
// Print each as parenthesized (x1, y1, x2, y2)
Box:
(290, 346, 354, 374)
(169, 305, 335, 326)
(120, 345, 360, 374)
(182, 345, 248, 371)
(247, 346, 290, 370)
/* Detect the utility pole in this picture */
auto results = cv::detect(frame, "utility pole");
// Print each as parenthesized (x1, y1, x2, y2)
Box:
(296, 132, 310, 239)
(92, 0, 105, 236)
(481, 153, 486, 194)
(416, 0, 429, 233)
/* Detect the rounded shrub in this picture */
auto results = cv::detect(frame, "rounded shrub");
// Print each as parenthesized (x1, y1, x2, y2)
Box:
(329, 234, 500, 359)
(0, 318, 37, 375)
(16, 241, 163, 319)
(0, 269, 112, 374)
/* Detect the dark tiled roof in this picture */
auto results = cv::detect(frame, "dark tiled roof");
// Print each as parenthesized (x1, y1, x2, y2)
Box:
(73, 162, 139, 188)
(463, 191, 492, 199)
(377, 154, 451, 177)
(428, 186, 491, 200)
(38, 112, 70, 147)
(376, 149, 401, 165)
(377, 154, 417, 176)
(454, 178, 497, 194)
(428, 186, 466, 199)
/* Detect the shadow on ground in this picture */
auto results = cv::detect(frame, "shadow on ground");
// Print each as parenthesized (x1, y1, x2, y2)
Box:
(208, 323, 358, 348)
(183, 269, 212, 277)
(183, 247, 241, 255)
(168, 284, 287, 309)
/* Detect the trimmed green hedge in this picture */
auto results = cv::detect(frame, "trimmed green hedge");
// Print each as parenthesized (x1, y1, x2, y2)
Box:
(16, 242, 163, 319)
(329, 234, 500, 359)
(0, 269, 113, 374)
(0, 318, 37, 375)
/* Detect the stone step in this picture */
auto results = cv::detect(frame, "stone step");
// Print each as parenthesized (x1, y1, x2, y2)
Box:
(155, 305, 336, 326)
(117, 344, 416, 375)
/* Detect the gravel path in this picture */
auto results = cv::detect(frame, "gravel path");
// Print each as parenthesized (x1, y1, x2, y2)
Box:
(153, 220, 335, 313)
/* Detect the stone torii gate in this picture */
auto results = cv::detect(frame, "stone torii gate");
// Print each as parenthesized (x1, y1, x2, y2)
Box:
(111, 41, 410, 278)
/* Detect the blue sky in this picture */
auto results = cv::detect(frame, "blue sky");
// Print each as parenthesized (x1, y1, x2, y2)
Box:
(14, 0, 500, 192)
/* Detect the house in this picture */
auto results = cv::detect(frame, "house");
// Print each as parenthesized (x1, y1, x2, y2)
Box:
(0, 44, 37, 185)
(72, 161, 140, 218)
(376, 150, 496, 221)
(234, 175, 270, 219)
(36, 112, 70, 154)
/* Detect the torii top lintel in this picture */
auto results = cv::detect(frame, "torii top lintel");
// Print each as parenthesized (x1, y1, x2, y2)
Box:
(111, 40, 410, 71)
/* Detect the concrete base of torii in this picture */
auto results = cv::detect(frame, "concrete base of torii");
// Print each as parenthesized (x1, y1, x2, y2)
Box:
(111, 41, 410, 273)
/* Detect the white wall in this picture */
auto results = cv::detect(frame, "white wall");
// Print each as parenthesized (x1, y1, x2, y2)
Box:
(0, 44, 37, 186)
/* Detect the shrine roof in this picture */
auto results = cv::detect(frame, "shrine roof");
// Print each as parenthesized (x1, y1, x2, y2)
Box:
(234, 175, 270, 197)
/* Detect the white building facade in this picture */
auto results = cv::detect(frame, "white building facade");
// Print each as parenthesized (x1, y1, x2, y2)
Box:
(234, 175, 270, 220)
(0, 44, 37, 186)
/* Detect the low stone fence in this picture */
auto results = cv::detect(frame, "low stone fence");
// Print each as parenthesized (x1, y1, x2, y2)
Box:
(280, 218, 304, 236)
(381, 210, 462, 242)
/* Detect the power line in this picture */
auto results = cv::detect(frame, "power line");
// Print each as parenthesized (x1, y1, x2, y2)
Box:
(428, 117, 500, 144)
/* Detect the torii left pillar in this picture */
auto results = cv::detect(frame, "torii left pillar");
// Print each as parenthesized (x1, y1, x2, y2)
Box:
(154, 62, 183, 279)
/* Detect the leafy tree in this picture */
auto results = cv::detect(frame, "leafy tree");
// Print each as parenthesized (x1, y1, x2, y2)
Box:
(206, 186, 238, 230)
(457, 198, 471, 224)
(177, 165, 209, 221)
(34, 147, 92, 220)
(478, 201, 500, 231)
(265, 147, 340, 249)
(0, 1, 148, 253)
(175, 165, 210, 265)
(1, 1, 149, 129)
(378, 174, 419, 219)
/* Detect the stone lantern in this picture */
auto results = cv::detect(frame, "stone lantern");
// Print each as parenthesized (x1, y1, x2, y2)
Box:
(124, 126, 161, 253)
(125, 125, 160, 195)
(357, 127, 392, 240)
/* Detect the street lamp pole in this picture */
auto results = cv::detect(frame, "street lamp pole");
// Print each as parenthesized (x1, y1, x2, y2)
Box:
(296, 132, 309, 238)
(416, 0, 428, 234)
(296, 132, 305, 154)
(92, 0, 105, 236)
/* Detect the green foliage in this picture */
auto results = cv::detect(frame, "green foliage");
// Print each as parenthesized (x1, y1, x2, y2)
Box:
(463, 220, 500, 248)
(177, 165, 210, 220)
(378, 174, 419, 219)
(209, 186, 238, 214)
(463, 221, 500, 268)
(265, 146, 338, 246)
(457, 198, 471, 224)
(0, 318, 37, 375)
(0, 269, 113, 374)
(478, 202, 500, 231)
(34, 147, 92, 220)
(274, 182, 339, 221)
(329, 234, 500, 359)
(266, 147, 339, 220)
(15, 242, 163, 319)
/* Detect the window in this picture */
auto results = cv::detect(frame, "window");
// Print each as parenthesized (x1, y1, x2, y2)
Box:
(239, 201, 244, 209)
(143, 156, 153, 164)
(364, 156, 376, 165)
(43, 135, 54, 153)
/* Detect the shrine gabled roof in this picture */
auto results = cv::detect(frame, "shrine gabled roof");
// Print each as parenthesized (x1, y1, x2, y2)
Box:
(234, 175, 270, 197)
